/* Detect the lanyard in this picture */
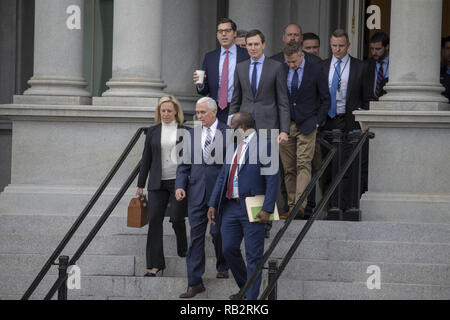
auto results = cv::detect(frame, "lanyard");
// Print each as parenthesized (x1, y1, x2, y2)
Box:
(334, 57, 349, 91)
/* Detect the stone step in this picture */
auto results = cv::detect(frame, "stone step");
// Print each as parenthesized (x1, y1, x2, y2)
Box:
(3, 253, 449, 287)
(300, 281, 450, 300)
(4, 274, 449, 300)
(1, 232, 449, 264)
(0, 253, 136, 277)
(0, 274, 247, 300)
(2, 214, 450, 244)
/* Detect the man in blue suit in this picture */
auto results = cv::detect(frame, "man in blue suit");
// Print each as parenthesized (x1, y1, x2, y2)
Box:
(194, 18, 250, 124)
(176, 97, 230, 298)
(279, 42, 330, 219)
(207, 112, 279, 300)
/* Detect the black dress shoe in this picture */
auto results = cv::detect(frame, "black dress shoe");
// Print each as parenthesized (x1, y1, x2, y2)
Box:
(178, 250, 187, 258)
(216, 270, 229, 279)
(229, 292, 244, 300)
(179, 283, 206, 298)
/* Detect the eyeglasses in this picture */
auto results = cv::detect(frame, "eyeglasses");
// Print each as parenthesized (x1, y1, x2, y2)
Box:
(217, 28, 233, 34)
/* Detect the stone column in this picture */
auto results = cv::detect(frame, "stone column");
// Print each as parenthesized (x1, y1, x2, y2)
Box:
(229, 0, 275, 55)
(374, 0, 448, 110)
(354, 0, 450, 224)
(94, 0, 165, 106)
(15, 0, 91, 105)
(161, 0, 201, 117)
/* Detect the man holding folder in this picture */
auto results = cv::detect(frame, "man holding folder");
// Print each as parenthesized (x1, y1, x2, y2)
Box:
(207, 112, 279, 300)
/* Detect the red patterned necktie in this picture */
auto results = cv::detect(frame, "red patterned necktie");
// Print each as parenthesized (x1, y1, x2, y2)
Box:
(227, 141, 245, 199)
(375, 63, 384, 98)
(218, 50, 229, 110)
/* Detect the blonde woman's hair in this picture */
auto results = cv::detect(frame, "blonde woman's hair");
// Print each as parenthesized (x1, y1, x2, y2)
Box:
(155, 94, 184, 125)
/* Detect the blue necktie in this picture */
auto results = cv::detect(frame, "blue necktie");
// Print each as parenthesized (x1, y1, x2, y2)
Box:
(329, 59, 342, 118)
(291, 68, 299, 102)
(251, 62, 258, 97)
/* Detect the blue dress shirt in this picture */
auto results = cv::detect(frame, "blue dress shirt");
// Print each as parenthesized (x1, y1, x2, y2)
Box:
(249, 54, 265, 93)
(373, 56, 389, 95)
(287, 58, 305, 96)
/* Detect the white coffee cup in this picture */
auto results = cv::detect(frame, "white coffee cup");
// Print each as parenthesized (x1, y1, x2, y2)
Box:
(195, 70, 205, 85)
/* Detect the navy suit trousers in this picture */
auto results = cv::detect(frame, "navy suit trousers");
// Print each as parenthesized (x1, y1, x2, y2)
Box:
(186, 201, 227, 286)
(220, 199, 265, 300)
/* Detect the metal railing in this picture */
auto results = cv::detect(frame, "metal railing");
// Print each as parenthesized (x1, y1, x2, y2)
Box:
(22, 127, 373, 300)
(238, 130, 375, 300)
(21, 127, 147, 300)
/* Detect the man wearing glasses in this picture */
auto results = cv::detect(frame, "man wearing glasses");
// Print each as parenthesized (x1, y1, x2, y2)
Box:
(194, 18, 250, 124)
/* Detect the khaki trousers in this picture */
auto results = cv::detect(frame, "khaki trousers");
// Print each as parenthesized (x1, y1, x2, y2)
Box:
(279, 122, 317, 210)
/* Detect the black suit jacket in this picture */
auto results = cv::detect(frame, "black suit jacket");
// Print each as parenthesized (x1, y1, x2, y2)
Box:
(364, 58, 389, 101)
(440, 65, 450, 101)
(138, 123, 187, 191)
(285, 56, 331, 134)
(270, 51, 323, 65)
(323, 56, 369, 132)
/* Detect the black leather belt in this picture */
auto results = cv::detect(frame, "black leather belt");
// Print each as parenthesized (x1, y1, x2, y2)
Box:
(228, 198, 240, 202)
(328, 114, 346, 120)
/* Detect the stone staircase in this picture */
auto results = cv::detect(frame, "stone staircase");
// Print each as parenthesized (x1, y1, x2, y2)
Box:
(0, 213, 449, 300)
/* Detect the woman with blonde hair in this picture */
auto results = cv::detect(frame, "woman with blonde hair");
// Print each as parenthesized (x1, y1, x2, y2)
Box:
(136, 94, 188, 277)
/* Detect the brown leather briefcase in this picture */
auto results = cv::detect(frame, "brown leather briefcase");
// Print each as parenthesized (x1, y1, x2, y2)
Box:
(127, 195, 148, 228)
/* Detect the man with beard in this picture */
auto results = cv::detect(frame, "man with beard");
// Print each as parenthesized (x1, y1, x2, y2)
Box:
(364, 32, 390, 101)
(441, 36, 450, 101)
(361, 32, 390, 194)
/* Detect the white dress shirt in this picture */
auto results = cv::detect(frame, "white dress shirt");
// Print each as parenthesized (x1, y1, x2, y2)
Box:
(229, 131, 256, 198)
(328, 54, 351, 115)
(201, 118, 219, 150)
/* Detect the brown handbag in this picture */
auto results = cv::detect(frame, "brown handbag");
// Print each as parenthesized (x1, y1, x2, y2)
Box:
(127, 195, 149, 228)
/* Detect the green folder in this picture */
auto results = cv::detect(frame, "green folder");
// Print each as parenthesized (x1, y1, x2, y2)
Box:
(246, 195, 280, 222)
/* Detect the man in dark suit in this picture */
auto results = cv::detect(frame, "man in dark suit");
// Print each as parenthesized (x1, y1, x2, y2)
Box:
(322, 29, 369, 215)
(278, 43, 330, 219)
(364, 32, 390, 102)
(441, 36, 450, 101)
(302, 32, 321, 58)
(207, 112, 279, 300)
(175, 97, 229, 298)
(361, 32, 390, 193)
(194, 18, 250, 124)
(271, 24, 322, 65)
(300, 32, 324, 217)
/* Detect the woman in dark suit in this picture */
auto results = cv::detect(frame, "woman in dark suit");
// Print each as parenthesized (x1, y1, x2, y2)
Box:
(136, 95, 188, 277)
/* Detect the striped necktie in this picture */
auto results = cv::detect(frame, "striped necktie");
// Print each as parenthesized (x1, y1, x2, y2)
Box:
(203, 127, 213, 162)
(375, 62, 384, 98)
